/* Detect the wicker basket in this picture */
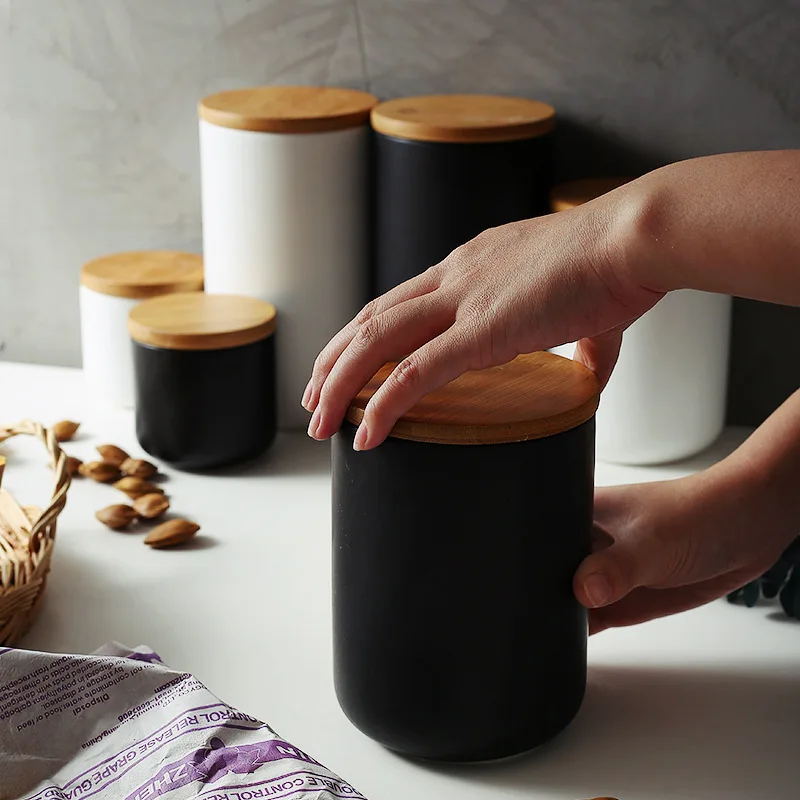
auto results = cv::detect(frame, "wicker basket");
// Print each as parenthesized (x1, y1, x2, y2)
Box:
(0, 420, 71, 645)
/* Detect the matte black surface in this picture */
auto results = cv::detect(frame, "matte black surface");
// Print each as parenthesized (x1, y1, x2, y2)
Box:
(332, 419, 594, 762)
(133, 337, 276, 471)
(372, 132, 553, 296)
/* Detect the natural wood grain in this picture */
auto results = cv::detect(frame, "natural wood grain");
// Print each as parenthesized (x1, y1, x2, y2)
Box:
(199, 86, 378, 133)
(81, 251, 204, 299)
(371, 94, 555, 143)
(346, 352, 600, 445)
(549, 178, 632, 212)
(128, 292, 277, 351)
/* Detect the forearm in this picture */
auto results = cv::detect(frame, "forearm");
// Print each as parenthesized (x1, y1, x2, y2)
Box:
(700, 388, 800, 552)
(606, 151, 800, 305)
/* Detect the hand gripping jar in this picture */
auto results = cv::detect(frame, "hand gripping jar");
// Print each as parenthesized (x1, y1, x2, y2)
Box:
(331, 352, 600, 762)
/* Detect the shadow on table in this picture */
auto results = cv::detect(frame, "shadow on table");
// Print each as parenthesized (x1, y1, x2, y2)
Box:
(412, 663, 800, 800)
(175, 432, 331, 481)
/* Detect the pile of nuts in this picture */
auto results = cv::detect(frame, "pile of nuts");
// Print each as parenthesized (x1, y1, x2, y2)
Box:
(52, 420, 199, 548)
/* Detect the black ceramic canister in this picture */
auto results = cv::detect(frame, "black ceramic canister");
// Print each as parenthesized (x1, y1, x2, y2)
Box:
(332, 352, 600, 762)
(370, 94, 555, 295)
(128, 292, 277, 470)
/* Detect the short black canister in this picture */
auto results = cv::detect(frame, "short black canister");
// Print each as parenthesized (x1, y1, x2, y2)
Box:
(370, 94, 555, 295)
(128, 292, 277, 470)
(332, 352, 600, 762)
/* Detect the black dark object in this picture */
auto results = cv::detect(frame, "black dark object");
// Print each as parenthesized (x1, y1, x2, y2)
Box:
(372, 133, 553, 295)
(332, 418, 595, 762)
(133, 338, 276, 470)
(128, 292, 278, 471)
(727, 537, 800, 619)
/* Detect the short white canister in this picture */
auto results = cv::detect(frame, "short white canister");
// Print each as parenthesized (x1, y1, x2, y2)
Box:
(199, 86, 378, 429)
(79, 251, 204, 408)
(549, 179, 732, 465)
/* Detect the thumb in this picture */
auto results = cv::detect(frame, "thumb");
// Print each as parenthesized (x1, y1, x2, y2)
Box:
(573, 536, 674, 610)
(573, 328, 624, 388)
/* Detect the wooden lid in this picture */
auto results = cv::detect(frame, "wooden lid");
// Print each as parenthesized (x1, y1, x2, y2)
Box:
(346, 352, 600, 445)
(371, 94, 555, 143)
(81, 251, 204, 300)
(199, 86, 378, 133)
(550, 178, 631, 212)
(128, 293, 277, 351)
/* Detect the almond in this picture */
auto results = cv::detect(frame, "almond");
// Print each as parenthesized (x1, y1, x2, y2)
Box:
(121, 457, 158, 479)
(144, 519, 199, 548)
(133, 493, 170, 520)
(96, 504, 138, 530)
(65, 455, 83, 476)
(96, 444, 130, 466)
(52, 420, 80, 442)
(50, 455, 83, 476)
(79, 461, 122, 483)
(113, 477, 164, 499)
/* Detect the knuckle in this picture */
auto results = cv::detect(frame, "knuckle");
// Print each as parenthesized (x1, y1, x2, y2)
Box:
(355, 316, 384, 348)
(356, 300, 378, 326)
(393, 356, 421, 388)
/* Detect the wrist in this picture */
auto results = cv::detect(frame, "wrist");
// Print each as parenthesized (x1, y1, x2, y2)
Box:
(603, 170, 682, 296)
(698, 446, 800, 568)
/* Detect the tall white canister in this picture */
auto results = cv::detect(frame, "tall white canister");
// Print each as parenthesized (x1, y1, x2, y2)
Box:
(79, 251, 204, 408)
(549, 179, 733, 465)
(199, 86, 378, 429)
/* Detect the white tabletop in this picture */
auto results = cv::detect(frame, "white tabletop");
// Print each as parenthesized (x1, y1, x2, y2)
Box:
(1, 361, 798, 800)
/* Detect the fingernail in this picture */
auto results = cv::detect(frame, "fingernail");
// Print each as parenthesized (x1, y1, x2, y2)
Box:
(353, 422, 368, 451)
(583, 573, 612, 608)
(301, 380, 313, 411)
(307, 408, 321, 440)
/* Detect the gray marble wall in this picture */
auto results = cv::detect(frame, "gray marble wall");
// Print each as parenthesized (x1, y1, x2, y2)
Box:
(1, 0, 798, 423)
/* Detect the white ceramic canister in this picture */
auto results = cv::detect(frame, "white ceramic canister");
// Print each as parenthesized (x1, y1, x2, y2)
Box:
(79, 251, 204, 408)
(199, 86, 378, 429)
(549, 179, 732, 465)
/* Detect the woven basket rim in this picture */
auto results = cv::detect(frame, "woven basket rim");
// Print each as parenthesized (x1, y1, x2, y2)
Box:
(0, 420, 72, 645)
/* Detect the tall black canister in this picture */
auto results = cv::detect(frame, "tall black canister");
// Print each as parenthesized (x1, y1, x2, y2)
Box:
(371, 94, 555, 295)
(332, 352, 599, 762)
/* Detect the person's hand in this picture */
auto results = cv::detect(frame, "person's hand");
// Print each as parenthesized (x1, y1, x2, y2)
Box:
(303, 193, 664, 449)
(575, 468, 796, 634)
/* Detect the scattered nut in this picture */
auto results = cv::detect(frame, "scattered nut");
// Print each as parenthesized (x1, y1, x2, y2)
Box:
(52, 420, 80, 442)
(133, 493, 170, 520)
(65, 455, 83, 476)
(113, 477, 164, 499)
(50, 455, 83, 476)
(96, 444, 130, 466)
(121, 457, 158, 480)
(96, 504, 138, 530)
(79, 461, 122, 483)
(144, 519, 199, 548)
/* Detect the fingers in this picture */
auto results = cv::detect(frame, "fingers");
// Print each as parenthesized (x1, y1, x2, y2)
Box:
(303, 269, 442, 413)
(352, 325, 480, 451)
(309, 292, 457, 440)
(588, 573, 747, 634)
(573, 328, 624, 388)
(573, 485, 679, 611)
